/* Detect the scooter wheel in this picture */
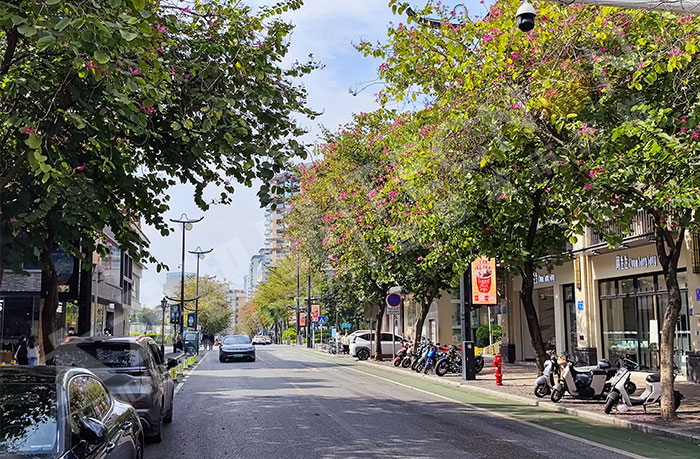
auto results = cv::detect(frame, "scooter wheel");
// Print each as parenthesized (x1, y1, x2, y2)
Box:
(550, 389, 563, 403)
(393, 358, 402, 367)
(534, 384, 550, 398)
(604, 390, 619, 414)
(624, 381, 636, 395)
(402, 357, 412, 368)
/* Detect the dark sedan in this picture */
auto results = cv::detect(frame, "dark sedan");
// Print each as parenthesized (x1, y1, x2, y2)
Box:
(0, 366, 143, 459)
(219, 335, 256, 362)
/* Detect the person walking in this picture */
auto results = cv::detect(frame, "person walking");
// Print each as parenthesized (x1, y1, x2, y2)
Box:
(14, 335, 28, 365)
(26, 336, 40, 366)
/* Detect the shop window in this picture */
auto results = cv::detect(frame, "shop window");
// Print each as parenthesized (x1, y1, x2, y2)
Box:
(693, 233, 700, 274)
(600, 280, 616, 297)
(638, 276, 654, 293)
(619, 278, 635, 295)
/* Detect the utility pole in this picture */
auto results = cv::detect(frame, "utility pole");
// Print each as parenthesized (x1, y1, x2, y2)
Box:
(188, 247, 213, 332)
(296, 263, 301, 345)
(169, 214, 203, 352)
(306, 274, 312, 348)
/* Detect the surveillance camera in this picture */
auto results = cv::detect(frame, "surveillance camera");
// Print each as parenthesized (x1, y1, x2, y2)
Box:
(516, 1, 536, 33)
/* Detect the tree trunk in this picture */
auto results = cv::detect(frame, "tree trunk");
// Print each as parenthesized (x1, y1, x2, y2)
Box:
(40, 241, 59, 358)
(652, 219, 685, 420)
(520, 263, 547, 374)
(374, 301, 386, 361)
(412, 297, 434, 352)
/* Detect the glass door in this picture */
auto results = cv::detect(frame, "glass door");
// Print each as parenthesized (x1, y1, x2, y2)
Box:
(562, 284, 577, 353)
(636, 294, 657, 369)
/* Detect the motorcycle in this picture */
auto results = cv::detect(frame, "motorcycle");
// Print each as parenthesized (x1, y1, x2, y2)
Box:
(534, 352, 559, 398)
(393, 341, 411, 367)
(433, 345, 485, 376)
(604, 366, 684, 414)
(423, 344, 446, 374)
(413, 341, 433, 373)
(550, 354, 618, 402)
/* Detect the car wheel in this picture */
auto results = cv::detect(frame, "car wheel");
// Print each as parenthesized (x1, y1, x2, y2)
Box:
(219, 356, 225, 363)
(134, 435, 144, 459)
(148, 416, 163, 443)
(250, 356, 256, 362)
(163, 393, 174, 424)
(356, 348, 370, 361)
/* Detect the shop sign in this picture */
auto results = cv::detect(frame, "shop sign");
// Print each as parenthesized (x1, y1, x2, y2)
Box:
(695, 288, 700, 302)
(472, 257, 497, 305)
(577, 301, 584, 311)
(533, 273, 556, 284)
(615, 254, 657, 271)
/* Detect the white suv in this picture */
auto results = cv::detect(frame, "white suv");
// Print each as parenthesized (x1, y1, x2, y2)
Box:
(350, 331, 404, 360)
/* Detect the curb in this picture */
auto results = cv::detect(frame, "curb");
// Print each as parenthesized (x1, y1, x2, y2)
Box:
(356, 360, 700, 446)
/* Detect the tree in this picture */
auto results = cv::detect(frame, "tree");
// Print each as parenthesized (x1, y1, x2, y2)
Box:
(137, 307, 159, 332)
(181, 275, 233, 336)
(0, 0, 316, 353)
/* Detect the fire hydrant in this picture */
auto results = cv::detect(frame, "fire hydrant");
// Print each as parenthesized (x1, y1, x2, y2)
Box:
(494, 353, 503, 386)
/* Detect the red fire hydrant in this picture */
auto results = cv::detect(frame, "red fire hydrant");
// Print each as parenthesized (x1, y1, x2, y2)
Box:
(494, 353, 503, 386)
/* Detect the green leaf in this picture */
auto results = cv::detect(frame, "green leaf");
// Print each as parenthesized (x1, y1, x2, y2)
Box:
(120, 29, 138, 41)
(183, 120, 193, 129)
(11, 16, 26, 26)
(170, 122, 181, 131)
(26, 135, 42, 149)
(37, 35, 56, 51)
(45, 0, 61, 5)
(130, 0, 145, 10)
(109, 0, 122, 7)
(17, 24, 37, 37)
(94, 50, 110, 64)
(54, 17, 72, 32)
(569, 236, 578, 245)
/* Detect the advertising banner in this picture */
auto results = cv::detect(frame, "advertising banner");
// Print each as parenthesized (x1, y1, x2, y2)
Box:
(472, 257, 497, 305)
(300, 314, 306, 327)
(311, 304, 320, 323)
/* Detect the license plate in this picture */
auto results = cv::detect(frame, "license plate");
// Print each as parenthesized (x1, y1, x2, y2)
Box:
(233, 354, 244, 358)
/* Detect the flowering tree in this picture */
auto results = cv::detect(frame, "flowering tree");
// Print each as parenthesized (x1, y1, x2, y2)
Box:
(0, 0, 315, 353)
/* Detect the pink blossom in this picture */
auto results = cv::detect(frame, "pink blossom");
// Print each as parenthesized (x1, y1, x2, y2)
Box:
(86, 60, 97, 70)
(485, 226, 492, 231)
(129, 67, 140, 76)
(681, 127, 687, 134)
(682, 118, 688, 124)
(691, 131, 699, 139)
(22, 126, 35, 135)
(156, 23, 167, 33)
(584, 184, 593, 191)
(498, 193, 506, 200)
(9, 217, 18, 223)
(669, 49, 682, 57)
(75, 166, 86, 171)
(417, 256, 424, 261)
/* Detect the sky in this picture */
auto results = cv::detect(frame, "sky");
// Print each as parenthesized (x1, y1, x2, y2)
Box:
(139, 0, 481, 309)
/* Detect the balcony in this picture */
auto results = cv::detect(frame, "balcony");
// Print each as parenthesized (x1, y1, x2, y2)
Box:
(589, 210, 655, 246)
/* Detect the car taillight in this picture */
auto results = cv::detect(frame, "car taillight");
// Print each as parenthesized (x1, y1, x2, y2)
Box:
(130, 401, 147, 407)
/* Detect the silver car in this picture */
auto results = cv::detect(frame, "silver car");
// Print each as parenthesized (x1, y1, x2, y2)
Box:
(50, 336, 177, 442)
(219, 335, 256, 362)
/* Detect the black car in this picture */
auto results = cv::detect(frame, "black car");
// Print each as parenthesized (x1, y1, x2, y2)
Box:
(0, 366, 143, 459)
(49, 336, 177, 442)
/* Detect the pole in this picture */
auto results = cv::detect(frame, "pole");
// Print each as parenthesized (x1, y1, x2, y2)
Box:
(306, 274, 312, 348)
(161, 306, 165, 356)
(194, 255, 200, 331)
(392, 316, 396, 361)
(461, 269, 476, 380)
(488, 305, 493, 346)
(296, 264, 301, 345)
(179, 223, 186, 345)
(542, 0, 700, 14)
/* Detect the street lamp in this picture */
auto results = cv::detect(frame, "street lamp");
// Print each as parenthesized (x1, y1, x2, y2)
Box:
(188, 246, 213, 333)
(160, 297, 168, 357)
(169, 213, 203, 352)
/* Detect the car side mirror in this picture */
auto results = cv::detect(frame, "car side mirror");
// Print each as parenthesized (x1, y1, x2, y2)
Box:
(80, 417, 107, 444)
(167, 358, 178, 369)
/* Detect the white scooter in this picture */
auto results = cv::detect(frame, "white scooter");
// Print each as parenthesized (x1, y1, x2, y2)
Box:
(534, 352, 559, 398)
(604, 367, 684, 414)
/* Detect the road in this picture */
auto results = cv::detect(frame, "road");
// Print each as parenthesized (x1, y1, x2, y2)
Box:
(146, 346, 697, 459)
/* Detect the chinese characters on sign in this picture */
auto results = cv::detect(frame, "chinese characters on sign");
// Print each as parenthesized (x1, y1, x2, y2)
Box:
(615, 255, 657, 271)
(533, 273, 556, 284)
(472, 257, 497, 305)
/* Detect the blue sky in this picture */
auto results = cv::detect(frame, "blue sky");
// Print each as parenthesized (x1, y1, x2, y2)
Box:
(139, 1, 482, 308)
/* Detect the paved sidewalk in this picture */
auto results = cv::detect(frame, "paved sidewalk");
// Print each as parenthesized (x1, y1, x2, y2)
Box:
(357, 356, 700, 445)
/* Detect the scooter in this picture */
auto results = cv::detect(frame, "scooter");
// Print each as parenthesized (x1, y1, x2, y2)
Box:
(413, 342, 434, 373)
(550, 355, 616, 402)
(393, 341, 411, 367)
(534, 352, 559, 398)
(604, 367, 684, 414)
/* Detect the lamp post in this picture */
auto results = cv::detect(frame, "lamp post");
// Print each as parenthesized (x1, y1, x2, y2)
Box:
(306, 274, 312, 348)
(160, 297, 168, 356)
(169, 214, 203, 352)
(188, 247, 213, 332)
(296, 264, 301, 345)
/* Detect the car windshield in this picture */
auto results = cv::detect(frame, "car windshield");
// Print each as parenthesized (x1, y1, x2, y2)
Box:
(224, 336, 250, 345)
(50, 343, 145, 368)
(184, 332, 198, 342)
(0, 383, 58, 456)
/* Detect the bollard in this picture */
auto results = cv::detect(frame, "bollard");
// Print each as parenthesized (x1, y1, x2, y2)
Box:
(170, 367, 177, 380)
(494, 353, 503, 386)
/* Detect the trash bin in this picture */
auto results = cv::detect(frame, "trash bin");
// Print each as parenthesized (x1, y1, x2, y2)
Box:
(500, 343, 516, 364)
(687, 351, 700, 384)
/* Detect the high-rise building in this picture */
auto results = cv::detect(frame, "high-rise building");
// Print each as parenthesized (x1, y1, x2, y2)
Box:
(264, 171, 299, 266)
(247, 248, 269, 298)
(228, 288, 247, 332)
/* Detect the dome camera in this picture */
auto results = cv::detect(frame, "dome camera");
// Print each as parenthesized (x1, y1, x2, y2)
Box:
(516, 1, 536, 32)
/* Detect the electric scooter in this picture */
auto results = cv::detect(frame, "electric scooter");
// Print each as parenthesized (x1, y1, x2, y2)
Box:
(550, 355, 615, 402)
(393, 341, 411, 367)
(534, 352, 559, 398)
(604, 366, 684, 414)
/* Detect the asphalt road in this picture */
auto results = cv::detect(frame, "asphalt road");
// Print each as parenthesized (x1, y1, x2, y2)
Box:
(145, 346, 696, 459)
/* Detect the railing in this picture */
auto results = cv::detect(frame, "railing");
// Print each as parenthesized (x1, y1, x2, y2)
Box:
(589, 210, 655, 246)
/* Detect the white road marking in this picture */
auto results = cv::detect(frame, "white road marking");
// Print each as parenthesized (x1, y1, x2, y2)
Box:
(174, 351, 211, 395)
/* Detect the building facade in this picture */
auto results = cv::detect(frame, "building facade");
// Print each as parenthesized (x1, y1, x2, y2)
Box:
(264, 172, 300, 266)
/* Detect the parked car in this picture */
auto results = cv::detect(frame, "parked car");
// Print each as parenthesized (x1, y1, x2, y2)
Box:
(251, 335, 266, 345)
(219, 335, 256, 362)
(0, 365, 144, 458)
(48, 335, 177, 442)
(183, 331, 200, 355)
(350, 331, 405, 360)
(262, 335, 273, 345)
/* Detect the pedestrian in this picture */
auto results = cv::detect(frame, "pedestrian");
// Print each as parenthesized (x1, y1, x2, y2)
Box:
(26, 336, 40, 366)
(103, 328, 112, 337)
(67, 327, 77, 336)
(14, 335, 28, 365)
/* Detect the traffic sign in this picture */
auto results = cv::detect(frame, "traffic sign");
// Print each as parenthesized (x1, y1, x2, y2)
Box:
(318, 316, 327, 325)
(386, 292, 402, 315)
(341, 323, 352, 329)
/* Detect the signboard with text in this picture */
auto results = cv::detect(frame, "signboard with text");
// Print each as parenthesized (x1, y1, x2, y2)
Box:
(386, 292, 402, 315)
(311, 304, 320, 323)
(472, 257, 497, 304)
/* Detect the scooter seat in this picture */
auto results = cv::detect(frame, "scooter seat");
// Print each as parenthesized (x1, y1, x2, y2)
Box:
(646, 373, 660, 383)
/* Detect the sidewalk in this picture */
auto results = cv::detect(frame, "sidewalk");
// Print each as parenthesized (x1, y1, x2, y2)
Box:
(357, 356, 700, 445)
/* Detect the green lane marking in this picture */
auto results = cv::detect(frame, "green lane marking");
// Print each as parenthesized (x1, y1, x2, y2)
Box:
(287, 347, 699, 458)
